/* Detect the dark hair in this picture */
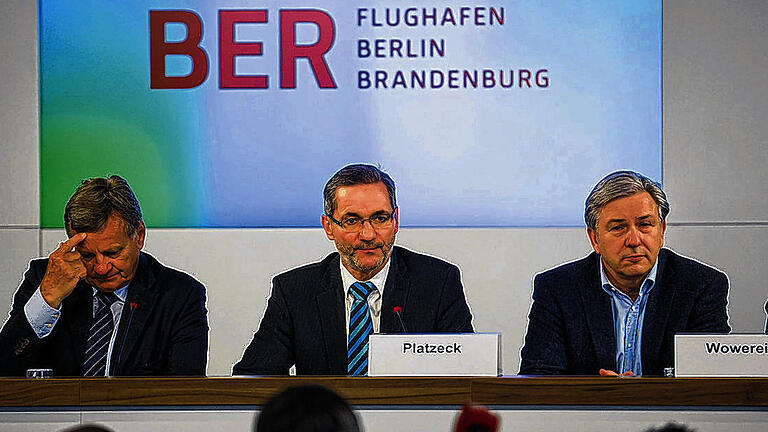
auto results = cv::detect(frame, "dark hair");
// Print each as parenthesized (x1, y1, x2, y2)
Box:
(58, 424, 114, 432)
(64, 175, 143, 237)
(323, 164, 397, 216)
(585, 170, 670, 231)
(255, 385, 360, 432)
(644, 423, 696, 432)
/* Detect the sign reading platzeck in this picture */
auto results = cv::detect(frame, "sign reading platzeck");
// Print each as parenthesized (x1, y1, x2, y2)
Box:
(675, 334, 768, 377)
(369, 333, 501, 376)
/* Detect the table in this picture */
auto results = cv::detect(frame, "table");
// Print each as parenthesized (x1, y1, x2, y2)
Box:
(2, 377, 767, 431)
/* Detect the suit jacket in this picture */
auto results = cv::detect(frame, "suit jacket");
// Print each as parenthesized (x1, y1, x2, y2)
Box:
(0, 252, 209, 376)
(519, 249, 730, 376)
(233, 246, 474, 375)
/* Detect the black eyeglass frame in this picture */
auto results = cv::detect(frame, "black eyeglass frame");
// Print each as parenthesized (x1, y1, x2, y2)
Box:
(324, 208, 398, 232)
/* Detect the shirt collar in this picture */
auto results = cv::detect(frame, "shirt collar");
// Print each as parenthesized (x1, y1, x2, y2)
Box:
(340, 255, 391, 297)
(599, 256, 659, 298)
(91, 285, 130, 302)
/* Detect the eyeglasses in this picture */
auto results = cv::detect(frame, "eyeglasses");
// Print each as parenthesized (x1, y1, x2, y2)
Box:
(325, 210, 396, 232)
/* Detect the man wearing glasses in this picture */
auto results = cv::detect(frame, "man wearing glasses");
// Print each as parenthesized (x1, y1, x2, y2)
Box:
(233, 164, 474, 375)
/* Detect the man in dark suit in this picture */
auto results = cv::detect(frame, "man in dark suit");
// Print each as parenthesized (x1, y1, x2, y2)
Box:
(0, 175, 208, 376)
(233, 164, 473, 375)
(519, 171, 730, 376)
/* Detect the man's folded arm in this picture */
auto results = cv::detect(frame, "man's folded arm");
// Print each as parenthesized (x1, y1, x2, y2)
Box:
(167, 281, 209, 375)
(687, 270, 731, 333)
(0, 261, 53, 375)
(232, 278, 294, 375)
(519, 275, 569, 375)
(436, 265, 474, 333)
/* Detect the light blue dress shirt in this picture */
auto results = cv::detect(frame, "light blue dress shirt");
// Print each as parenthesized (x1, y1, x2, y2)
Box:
(599, 259, 658, 376)
(24, 285, 129, 376)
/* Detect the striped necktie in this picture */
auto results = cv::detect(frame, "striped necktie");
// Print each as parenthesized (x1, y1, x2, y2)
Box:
(348, 281, 375, 376)
(83, 291, 119, 376)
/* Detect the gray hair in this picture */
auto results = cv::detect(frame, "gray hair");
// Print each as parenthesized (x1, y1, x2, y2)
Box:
(64, 175, 143, 237)
(323, 164, 397, 216)
(585, 170, 670, 231)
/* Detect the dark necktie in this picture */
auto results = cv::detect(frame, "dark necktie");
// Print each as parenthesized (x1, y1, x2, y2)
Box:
(347, 281, 375, 376)
(83, 291, 119, 376)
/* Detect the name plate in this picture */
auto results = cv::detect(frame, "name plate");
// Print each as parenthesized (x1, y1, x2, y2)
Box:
(675, 334, 768, 377)
(368, 333, 501, 377)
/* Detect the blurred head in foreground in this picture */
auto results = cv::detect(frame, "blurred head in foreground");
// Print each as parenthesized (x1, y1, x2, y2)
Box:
(255, 385, 360, 432)
(453, 405, 499, 432)
(644, 423, 696, 432)
(59, 425, 114, 432)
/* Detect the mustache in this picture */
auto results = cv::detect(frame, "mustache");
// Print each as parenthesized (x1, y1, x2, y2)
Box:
(622, 249, 647, 258)
(353, 241, 385, 250)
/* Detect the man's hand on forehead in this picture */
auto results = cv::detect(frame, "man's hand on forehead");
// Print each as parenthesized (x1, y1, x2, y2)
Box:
(39, 232, 88, 309)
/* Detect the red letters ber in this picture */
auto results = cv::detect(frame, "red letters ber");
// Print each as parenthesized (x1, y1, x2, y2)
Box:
(149, 9, 337, 90)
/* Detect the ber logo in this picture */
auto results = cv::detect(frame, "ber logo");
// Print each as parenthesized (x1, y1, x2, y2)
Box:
(149, 9, 337, 89)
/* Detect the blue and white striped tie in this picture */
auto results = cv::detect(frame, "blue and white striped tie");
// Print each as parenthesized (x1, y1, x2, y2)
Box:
(83, 291, 119, 376)
(347, 281, 375, 376)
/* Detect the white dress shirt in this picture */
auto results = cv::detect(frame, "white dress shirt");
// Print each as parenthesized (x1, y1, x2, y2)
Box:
(339, 257, 391, 337)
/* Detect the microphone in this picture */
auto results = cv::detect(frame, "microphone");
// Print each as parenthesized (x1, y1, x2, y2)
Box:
(393, 306, 407, 333)
(764, 299, 768, 334)
(114, 302, 138, 375)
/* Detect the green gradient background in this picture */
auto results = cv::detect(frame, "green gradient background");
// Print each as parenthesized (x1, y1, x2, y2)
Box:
(39, 1, 205, 228)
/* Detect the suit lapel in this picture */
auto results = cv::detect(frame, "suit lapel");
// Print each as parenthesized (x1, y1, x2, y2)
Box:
(315, 256, 347, 374)
(580, 253, 617, 370)
(66, 283, 95, 373)
(641, 250, 675, 371)
(111, 253, 158, 375)
(381, 248, 408, 333)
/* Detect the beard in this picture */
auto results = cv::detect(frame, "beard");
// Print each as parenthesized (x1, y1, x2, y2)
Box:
(338, 239, 394, 278)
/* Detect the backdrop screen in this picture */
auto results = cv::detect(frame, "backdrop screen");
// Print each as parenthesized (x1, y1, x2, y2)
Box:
(40, 1, 661, 228)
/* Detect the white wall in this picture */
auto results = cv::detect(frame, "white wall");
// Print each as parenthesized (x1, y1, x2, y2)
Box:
(0, 0, 41, 338)
(661, 0, 768, 340)
(2, 0, 767, 377)
(4, 408, 768, 432)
